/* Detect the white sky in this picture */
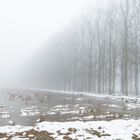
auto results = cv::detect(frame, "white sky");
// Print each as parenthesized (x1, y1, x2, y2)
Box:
(0, 0, 87, 80)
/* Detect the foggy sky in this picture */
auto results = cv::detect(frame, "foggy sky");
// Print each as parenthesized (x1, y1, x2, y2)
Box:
(0, 0, 87, 86)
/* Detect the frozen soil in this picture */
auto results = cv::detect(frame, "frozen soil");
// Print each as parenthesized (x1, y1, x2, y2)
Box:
(0, 89, 140, 139)
(0, 89, 140, 126)
(1, 120, 140, 140)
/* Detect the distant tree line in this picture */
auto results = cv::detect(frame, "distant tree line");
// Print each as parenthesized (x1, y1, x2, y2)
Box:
(23, 0, 140, 96)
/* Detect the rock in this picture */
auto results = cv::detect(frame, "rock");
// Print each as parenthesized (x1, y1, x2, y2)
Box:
(8, 121, 15, 125)
(68, 128, 77, 133)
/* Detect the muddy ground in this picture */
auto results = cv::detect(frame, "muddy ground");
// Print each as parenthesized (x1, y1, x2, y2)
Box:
(0, 89, 140, 126)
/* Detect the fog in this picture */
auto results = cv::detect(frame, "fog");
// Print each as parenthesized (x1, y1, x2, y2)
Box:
(16, 0, 140, 97)
(0, 0, 86, 87)
(0, 0, 140, 138)
(1, 0, 139, 97)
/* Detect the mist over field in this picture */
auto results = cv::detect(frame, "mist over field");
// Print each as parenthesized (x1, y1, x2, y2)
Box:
(0, 0, 140, 140)
(12, 0, 140, 97)
(0, 0, 85, 88)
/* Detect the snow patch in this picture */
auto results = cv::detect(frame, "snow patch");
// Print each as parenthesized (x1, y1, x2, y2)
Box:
(0, 120, 140, 139)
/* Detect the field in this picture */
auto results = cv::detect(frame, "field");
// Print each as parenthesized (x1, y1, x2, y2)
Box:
(0, 89, 140, 139)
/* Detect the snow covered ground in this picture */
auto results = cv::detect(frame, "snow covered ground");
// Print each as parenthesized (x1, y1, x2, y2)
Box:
(0, 119, 140, 140)
(0, 89, 140, 139)
(34, 89, 140, 102)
